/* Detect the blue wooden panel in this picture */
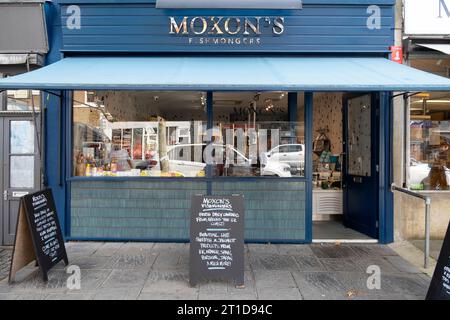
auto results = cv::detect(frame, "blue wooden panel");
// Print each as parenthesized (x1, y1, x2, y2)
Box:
(70, 179, 306, 242)
(60, 2, 394, 53)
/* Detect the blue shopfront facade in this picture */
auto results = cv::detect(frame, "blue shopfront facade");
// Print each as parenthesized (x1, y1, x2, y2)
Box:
(2, 0, 450, 244)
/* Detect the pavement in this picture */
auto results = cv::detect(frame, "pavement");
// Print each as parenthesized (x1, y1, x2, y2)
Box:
(409, 240, 444, 261)
(0, 248, 12, 282)
(0, 242, 431, 300)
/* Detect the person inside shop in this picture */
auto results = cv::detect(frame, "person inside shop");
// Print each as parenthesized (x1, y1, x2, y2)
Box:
(109, 145, 132, 172)
(426, 140, 449, 190)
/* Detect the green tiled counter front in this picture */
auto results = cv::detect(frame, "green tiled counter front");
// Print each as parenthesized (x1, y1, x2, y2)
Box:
(211, 181, 306, 241)
(70, 180, 307, 242)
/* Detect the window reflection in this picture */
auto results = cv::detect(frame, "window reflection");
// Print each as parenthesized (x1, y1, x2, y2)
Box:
(7, 90, 40, 111)
(73, 91, 207, 177)
(212, 92, 305, 177)
(72, 91, 305, 178)
(409, 91, 450, 190)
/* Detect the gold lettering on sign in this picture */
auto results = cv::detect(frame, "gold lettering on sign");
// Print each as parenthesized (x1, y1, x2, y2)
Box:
(224, 17, 241, 35)
(169, 17, 188, 35)
(191, 17, 208, 35)
(209, 17, 224, 35)
(168, 16, 286, 45)
(244, 17, 262, 35)
(273, 17, 285, 35)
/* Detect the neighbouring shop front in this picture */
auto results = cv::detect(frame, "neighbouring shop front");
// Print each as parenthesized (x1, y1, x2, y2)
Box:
(0, 0, 48, 245)
(1, 0, 450, 245)
(399, 0, 450, 240)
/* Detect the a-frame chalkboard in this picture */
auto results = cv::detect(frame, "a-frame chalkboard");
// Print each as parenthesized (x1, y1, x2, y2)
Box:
(190, 195, 245, 287)
(9, 189, 68, 283)
(426, 221, 450, 300)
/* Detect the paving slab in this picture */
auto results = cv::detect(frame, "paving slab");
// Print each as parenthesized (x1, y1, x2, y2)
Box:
(70, 256, 115, 270)
(381, 274, 430, 297)
(247, 244, 280, 255)
(92, 242, 125, 257)
(310, 244, 358, 259)
(348, 244, 398, 257)
(319, 258, 364, 272)
(93, 287, 142, 300)
(292, 271, 348, 299)
(101, 268, 149, 289)
(9, 269, 69, 294)
(253, 270, 297, 289)
(257, 287, 302, 300)
(45, 293, 95, 300)
(276, 245, 315, 256)
(198, 291, 258, 300)
(75, 269, 113, 290)
(0, 293, 18, 300)
(152, 251, 186, 270)
(354, 257, 400, 274)
(293, 255, 326, 271)
(112, 252, 158, 269)
(0, 249, 12, 282)
(139, 288, 199, 300)
(249, 254, 300, 271)
(0, 242, 431, 300)
(384, 255, 422, 274)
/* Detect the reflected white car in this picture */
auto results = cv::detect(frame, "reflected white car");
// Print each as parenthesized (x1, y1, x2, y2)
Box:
(409, 158, 450, 187)
(261, 144, 305, 169)
(164, 143, 292, 177)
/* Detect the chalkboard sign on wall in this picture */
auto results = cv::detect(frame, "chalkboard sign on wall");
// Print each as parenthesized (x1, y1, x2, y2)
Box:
(190, 195, 245, 287)
(9, 189, 68, 283)
(426, 221, 450, 300)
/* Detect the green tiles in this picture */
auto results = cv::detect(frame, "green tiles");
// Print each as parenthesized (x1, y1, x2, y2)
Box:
(70, 179, 307, 242)
(71, 180, 205, 240)
(211, 181, 306, 241)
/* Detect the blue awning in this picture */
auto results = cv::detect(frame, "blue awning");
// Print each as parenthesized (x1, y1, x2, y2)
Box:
(1, 56, 450, 92)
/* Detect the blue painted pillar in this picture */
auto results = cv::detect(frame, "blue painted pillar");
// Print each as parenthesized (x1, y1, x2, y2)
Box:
(288, 92, 298, 144)
(304, 92, 313, 242)
(43, 2, 68, 237)
(379, 91, 394, 244)
(206, 91, 213, 195)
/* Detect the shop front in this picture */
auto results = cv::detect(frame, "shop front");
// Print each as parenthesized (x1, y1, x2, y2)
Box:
(0, 0, 48, 245)
(1, 0, 450, 244)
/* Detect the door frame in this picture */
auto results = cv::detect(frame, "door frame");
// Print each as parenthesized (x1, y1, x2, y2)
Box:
(0, 111, 41, 245)
(341, 91, 393, 243)
(342, 92, 380, 239)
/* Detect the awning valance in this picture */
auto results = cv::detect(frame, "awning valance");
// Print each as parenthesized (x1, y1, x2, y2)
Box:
(1, 56, 450, 92)
(417, 44, 450, 56)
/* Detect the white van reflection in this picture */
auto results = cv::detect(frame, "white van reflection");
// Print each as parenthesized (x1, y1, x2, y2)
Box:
(139, 143, 292, 177)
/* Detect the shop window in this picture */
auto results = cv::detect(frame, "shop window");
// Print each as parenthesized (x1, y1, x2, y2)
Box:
(72, 91, 207, 178)
(6, 90, 40, 111)
(409, 91, 450, 191)
(72, 91, 305, 179)
(211, 92, 305, 177)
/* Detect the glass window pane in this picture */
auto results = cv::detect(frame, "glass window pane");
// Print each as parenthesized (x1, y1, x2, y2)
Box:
(10, 121, 35, 154)
(347, 95, 371, 177)
(409, 90, 450, 191)
(211, 92, 305, 177)
(7, 90, 40, 111)
(10, 156, 34, 188)
(73, 91, 207, 178)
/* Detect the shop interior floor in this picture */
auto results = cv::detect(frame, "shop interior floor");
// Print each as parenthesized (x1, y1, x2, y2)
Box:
(313, 221, 373, 241)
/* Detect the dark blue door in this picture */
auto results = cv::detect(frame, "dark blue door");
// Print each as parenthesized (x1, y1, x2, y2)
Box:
(343, 93, 379, 239)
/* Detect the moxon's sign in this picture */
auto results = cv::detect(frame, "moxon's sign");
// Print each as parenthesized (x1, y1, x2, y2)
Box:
(169, 16, 285, 36)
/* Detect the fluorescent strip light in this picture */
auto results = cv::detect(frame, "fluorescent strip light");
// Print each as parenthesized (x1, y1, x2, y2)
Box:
(412, 100, 450, 104)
